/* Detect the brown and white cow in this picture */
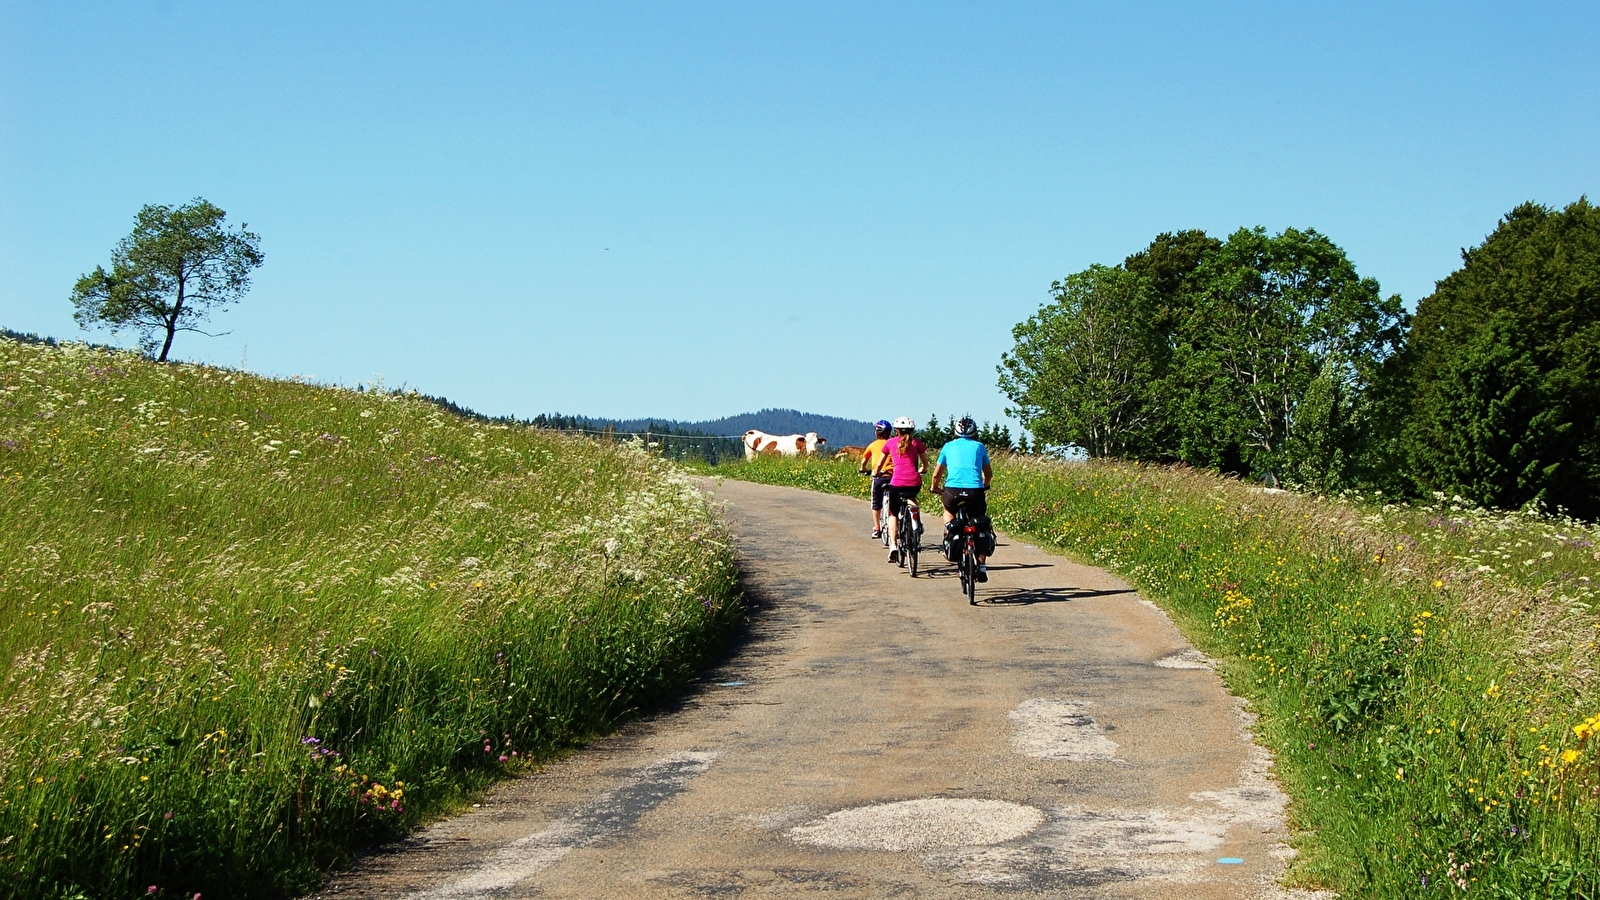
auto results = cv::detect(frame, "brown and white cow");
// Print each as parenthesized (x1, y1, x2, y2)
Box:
(743, 430, 827, 460)
(833, 445, 868, 462)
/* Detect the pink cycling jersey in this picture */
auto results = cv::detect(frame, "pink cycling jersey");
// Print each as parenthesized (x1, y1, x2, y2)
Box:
(886, 437, 925, 487)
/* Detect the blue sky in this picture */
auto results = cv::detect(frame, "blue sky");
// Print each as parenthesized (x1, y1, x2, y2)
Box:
(2, 2, 1595, 427)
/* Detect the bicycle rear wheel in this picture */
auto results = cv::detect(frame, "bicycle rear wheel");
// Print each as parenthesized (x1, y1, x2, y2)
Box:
(964, 548, 977, 604)
(897, 507, 914, 575)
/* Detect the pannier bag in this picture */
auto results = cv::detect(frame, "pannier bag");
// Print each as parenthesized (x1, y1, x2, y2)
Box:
(942, 521, 963, 562)
(975, 516, 997, 556)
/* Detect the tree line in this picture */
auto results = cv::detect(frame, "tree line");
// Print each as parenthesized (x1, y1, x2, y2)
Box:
(999, 198, 1599, 519)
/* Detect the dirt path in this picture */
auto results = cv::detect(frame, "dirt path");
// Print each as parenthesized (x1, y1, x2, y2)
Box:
(313, 479, 1315, 899)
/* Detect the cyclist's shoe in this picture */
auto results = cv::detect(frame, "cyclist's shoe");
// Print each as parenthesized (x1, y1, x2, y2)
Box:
(888, 548, 900, 564)
(871, 529, 882, 539)
(914, 515, 924, 535)
(976, 565, 988, 583)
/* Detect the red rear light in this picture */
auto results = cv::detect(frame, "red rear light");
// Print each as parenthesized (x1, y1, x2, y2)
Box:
(964, 525, 976, 533)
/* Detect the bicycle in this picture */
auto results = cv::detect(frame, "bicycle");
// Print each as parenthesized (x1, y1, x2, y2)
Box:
(894, 498, 920, 577)
(948, 505, 981, 604)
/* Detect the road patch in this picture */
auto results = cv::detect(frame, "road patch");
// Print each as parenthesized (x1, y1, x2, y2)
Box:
(788, 798, 1046, 852)
(1008, 698, 1120, 761)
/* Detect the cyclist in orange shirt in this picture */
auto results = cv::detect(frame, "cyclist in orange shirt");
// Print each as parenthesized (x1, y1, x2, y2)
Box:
(859, 419, 894, 538)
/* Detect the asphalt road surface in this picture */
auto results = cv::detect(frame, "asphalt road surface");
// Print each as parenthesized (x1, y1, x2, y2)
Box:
(313, 478, 1320, 899)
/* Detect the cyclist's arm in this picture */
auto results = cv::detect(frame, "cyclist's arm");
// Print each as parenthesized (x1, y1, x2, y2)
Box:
(982, 461, 992, 490)
(930, 461, 947, 493)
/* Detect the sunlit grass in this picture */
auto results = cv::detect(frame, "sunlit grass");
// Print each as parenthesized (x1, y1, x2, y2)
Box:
(713, 453, 1600, 897)
(0, 337, 739, 900)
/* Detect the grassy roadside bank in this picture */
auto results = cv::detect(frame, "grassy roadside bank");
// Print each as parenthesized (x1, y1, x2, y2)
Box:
(707, 455, 1600, 897)
(0, 337, 740, 900)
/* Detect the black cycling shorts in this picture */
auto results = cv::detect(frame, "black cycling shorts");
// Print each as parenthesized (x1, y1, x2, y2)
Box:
(870, 475, 892, 510)
(941, 487, 988, 518)
(886, 485, 921, 515)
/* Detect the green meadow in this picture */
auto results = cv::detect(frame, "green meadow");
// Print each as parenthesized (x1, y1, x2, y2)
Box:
(711, 454, 1600, 898)
(0, 336, 740, 899)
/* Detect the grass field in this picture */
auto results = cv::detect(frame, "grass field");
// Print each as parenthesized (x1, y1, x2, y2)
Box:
(0, 336, 740, 900)
(710, 454, 1600, 898)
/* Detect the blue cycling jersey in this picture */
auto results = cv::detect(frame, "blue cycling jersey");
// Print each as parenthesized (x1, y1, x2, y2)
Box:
(937, 437, 989, 489)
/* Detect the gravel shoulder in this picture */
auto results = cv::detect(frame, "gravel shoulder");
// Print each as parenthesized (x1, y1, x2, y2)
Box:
(312, 478, 1320, 899)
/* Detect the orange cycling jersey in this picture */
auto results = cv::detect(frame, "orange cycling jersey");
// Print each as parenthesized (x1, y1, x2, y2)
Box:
(863, 437, 895, 473)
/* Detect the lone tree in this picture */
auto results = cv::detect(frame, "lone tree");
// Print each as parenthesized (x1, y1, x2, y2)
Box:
(70, 199, 263, 361)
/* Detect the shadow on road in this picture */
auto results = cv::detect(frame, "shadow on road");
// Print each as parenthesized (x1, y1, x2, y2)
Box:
(979, 586, 1136, 606)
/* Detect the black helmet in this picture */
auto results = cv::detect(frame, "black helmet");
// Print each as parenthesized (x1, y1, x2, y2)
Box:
(955, 415, 978, 438)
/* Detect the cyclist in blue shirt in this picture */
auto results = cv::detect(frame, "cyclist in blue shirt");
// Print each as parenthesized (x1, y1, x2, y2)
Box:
(929, 416, 993, 580)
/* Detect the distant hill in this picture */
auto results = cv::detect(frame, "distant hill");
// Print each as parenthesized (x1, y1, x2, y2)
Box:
(610, 409, 876, 447)
(516, 409, 874, 463)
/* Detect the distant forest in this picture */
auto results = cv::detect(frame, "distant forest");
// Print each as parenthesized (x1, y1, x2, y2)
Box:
(520, 409, 878, 464)
(606, 409, 879, 447)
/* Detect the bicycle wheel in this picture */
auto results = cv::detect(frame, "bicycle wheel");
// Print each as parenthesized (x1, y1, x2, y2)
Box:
(964, 547, 977, 604)
(899, 508, 913, 574)
(908, 525, 919, 577)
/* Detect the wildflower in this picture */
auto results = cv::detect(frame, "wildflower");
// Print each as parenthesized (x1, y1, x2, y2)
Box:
(1574, 714, 1600, 740)
(1561, 749, 1581, 764)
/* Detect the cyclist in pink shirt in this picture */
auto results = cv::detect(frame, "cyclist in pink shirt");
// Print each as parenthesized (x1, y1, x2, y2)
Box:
(871, 416, 928, 564)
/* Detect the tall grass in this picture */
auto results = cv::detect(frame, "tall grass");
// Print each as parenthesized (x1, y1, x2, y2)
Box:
(712, 454, 1599, 897)
(0, 337, 739, 900)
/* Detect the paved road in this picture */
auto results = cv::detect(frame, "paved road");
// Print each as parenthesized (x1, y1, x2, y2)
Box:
(314, 479, 1315, 899)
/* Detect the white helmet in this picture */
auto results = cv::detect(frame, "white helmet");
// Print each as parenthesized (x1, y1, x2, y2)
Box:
(892, 416, 915, 429)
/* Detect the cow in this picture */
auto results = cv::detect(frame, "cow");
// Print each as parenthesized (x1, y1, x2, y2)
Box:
(743, 430, 827, 460)
(833, 445, 868, 462)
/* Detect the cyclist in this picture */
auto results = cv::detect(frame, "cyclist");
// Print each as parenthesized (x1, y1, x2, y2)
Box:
(929, 415, 993, 581)
(871, 416, 927, 564)
(859, 419, 895, 538)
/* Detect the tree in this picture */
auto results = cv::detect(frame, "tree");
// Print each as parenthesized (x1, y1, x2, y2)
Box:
(1172, 227, 1407, 479)
(1403, 198, 1600, 516)
(998, 265, 1166, 457)
(1122, 229, 1221, 321)
(71, 199, 263, 362)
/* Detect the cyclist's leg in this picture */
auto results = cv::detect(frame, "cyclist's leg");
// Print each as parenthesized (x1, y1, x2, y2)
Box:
(971, 490, 990, 566)
(940, 487, 961, 526)
(885, 488, 903, 560)
(870, 476, 888, 534)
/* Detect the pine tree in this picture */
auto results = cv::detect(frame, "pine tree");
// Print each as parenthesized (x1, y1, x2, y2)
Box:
(1403, 198, 1599, 516)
